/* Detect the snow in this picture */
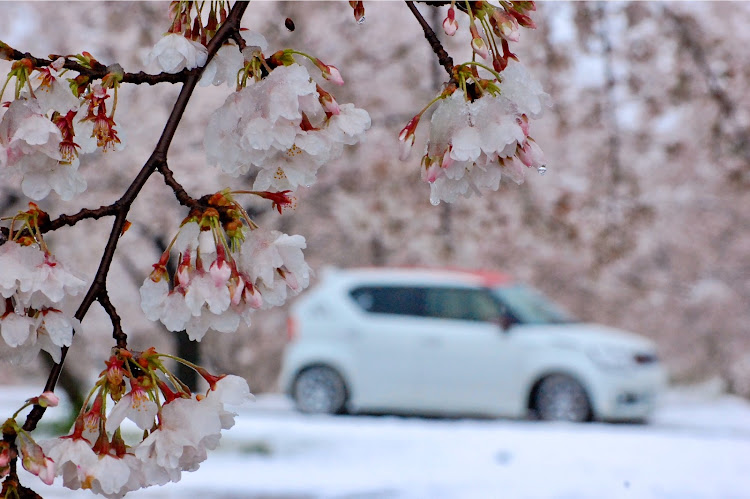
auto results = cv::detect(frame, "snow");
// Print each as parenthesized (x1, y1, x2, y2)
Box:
(5, 384, 750, 498)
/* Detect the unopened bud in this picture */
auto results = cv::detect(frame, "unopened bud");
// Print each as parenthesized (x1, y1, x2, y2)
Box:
(319, 61, 344, 85)
(317, 85, 340, 115)
(38, 391, 59, 408)
(398, 114, 421, 161)
(490, 10, 520, 42)
(443, 7, 458, 36)
(471, 36, 489, 60)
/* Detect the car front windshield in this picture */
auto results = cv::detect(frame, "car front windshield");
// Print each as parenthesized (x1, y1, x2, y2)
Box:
(491, 285, 577, 325)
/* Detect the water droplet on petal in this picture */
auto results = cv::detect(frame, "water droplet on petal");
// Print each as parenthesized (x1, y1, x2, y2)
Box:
(430, 198, 440, 206)
(537, 165, 547, 176)
(357, 15, 366, 25)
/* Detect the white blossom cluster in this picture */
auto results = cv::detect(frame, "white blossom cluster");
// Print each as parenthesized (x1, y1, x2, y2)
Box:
(422, 61, 550, 204)
(0, 240, 85, 363)
(42, 375, 252, 498)
(0, 60, 123, 201)
(140, 221, 311, 341)
(205, 62, 371, 191)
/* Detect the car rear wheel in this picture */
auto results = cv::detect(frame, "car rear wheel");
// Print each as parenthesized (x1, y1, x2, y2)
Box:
(293, 366, 348, 415)
(533, 374, 591, 422)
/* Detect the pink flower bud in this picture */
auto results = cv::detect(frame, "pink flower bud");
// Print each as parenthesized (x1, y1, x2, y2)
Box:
(422, 156, 441, 183)
(351, 1, 365, 24)
(517, 115, 530, 136)
(517, 138, 545, 168)
(324, 65, 344, 85)
(441, 147, 454, 170)
(243, 284, 263, 309)
(471, 36, 489, 60)
(443, 7, 458, 36)
(38, 391, 59, 407)
(398, 130, 415, 161)
(209, 258, 232, 287)
(398, 114, 421, 161)
(491, 10, 520, 42)
(230, 276, 246, 306)
(317, 85, 340, 115)
(316, 58, 344, 85)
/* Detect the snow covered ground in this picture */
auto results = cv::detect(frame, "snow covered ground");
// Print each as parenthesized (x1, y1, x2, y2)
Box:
(5, 383, 750, 499)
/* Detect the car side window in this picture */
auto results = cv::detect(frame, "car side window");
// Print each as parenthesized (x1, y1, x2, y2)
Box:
(350, 286, 426, 317)
(423, 288, 501, 322)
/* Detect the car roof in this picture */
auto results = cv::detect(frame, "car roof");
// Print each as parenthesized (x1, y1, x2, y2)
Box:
(320, 266, 514, 288)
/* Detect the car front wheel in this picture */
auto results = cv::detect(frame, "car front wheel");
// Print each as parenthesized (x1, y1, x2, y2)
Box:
(293, 366, 348, 415)
(533, 374, 592, 422)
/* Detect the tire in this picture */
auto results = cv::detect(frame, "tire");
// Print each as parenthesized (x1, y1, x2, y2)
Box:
(533, 374, 591, 422)
(293, 366, 348, 415)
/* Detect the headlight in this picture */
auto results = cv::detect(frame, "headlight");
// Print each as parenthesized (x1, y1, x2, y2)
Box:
(586, 345, 635, 369)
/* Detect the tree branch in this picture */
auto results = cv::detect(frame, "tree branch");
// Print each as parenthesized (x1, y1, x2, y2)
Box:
(405, 1, 454, 78)
(158, 161, 200, 209)
(21, 0, 250, 433)
(98, 290, 125, 349)
(3, 47, 193, 86)
(39, 204, 119, 233)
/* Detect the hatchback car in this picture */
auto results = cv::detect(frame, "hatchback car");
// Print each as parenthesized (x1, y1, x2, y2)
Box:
(279, 267, 667, 422)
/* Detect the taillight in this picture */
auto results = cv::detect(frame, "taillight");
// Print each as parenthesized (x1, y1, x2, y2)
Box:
(286, 316, 298, 342)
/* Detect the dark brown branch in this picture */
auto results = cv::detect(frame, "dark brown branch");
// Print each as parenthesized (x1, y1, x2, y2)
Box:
(5, 48, 193, 86)
(40, 204, 119, 233)
(97, 291, 125, 349)
(405, 1, 454, 77)
(21, 1, 250, 433)
(158, 162, 200, 209)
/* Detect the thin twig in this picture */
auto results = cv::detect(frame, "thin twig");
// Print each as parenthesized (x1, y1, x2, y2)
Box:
(405, 1, 454, 78)
(158, 162, 200, 209)
(97, 291, 126, 349)
(4, 48, 192, 86)
(40, 204, 119, 233)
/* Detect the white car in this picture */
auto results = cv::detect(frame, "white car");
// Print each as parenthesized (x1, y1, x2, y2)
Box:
(279, 267, 667, 422)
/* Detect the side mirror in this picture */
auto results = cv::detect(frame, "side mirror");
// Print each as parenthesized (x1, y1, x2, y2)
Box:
(490, 315, 514, 332)
(499, 315, 514, 332)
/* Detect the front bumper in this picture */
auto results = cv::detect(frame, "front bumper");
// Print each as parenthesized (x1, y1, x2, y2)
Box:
(589, 364, 668, 421)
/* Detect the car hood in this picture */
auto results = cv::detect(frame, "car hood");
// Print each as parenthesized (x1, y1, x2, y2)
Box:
(513, 323, 656, 352)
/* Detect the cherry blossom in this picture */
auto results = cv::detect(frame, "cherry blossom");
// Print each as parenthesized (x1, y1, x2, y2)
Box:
(140, 198, 311, 340)
(147, 33, 208, 74)
(41, 348, 253, 496)
(0, 3, 554, 497)
(199, 42, 243, 87)
(105, 381, 159, 433)
(33, 58, 80, 114)
(238, 227, 311, 308)
(0, 97, 87, 200)
(205, 63, 370, 191)
(201, 31, 269, 87)
(416, 60, 549, 204)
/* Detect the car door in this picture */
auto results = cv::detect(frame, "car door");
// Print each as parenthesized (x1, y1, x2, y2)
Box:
(347, 286, 431, 410)
(411, 287, 525, 416)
